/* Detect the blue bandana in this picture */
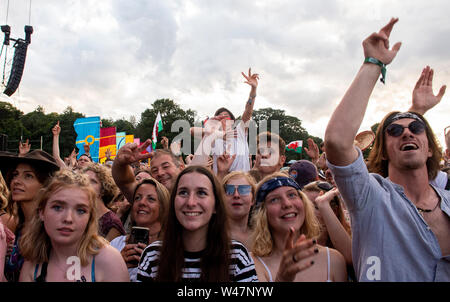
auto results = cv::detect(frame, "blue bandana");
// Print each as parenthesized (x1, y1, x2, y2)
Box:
(255, 176, 301, 208)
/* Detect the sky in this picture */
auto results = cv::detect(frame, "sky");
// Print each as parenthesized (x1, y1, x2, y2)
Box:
(0, 0, 449, 147)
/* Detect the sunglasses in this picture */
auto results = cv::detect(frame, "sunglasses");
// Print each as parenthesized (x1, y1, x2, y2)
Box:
(225, 184, 252, 196)
(385, 120, 425, 137)
(316, 181, 333, 192)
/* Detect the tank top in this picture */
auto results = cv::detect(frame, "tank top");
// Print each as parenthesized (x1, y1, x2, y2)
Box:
(256, 247, 332, 282)
(34, 256, 96, 282)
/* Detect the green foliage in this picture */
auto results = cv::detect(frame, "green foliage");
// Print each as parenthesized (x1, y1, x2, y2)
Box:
(251, 108, 322, 163)
(0, 100, 321, 160)
(135, 99, 196, 150)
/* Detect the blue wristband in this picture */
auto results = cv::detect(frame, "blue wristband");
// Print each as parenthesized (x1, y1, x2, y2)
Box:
(364, 57, 386, 84)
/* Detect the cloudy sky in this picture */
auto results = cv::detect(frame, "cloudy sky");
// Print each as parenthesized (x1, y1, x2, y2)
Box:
(1, 0, 449, 147)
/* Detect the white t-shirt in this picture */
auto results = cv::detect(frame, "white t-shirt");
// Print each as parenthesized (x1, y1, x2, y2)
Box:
(212, 121, 250, 173)
(110, 235, 138, 282)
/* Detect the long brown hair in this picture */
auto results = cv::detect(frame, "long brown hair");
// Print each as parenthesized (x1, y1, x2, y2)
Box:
(367, 111, 442, 180)
(156, 165, 230, 282)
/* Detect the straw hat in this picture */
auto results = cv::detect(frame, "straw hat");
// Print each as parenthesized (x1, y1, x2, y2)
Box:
(354, 130, 375, 151)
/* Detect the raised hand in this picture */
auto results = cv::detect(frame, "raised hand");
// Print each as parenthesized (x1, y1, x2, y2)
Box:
(170, 140, 182, 156)
(314, 187, 339, 210)
(304, 138, 320, 164)
(83, 143, 90, 154)
(115, 139, 153, 166)
(362, 17, 402, 65)
(410, 66, 446, 115)
(275, 228, 317, 282)
(241, 67, 260, 89)
(52, 121, 61, 136)
(217, 150, 236, 174)
(161, 136, 169, 150)
(18, 139, 31, 156)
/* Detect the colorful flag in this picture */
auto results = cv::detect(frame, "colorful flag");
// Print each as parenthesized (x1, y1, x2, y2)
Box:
(152, 112, 163, 149)
(116, 132, 126, 151)
(134, 138, 140, 146)
(125, 134, 134, 144)
(286, 140, 303, 153)
(74, 116, 100, 162)
(99, 127, 117, 163)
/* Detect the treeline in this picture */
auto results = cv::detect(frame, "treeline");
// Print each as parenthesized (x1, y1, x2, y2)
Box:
(0, 99, 323, 162)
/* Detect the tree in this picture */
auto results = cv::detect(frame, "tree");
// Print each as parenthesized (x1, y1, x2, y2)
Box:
(251, 108, 321, 162)
(0, 101, 26, 151)
(135, 99, 196, 150)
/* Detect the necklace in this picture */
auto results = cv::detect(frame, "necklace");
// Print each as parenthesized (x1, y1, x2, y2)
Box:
(416, 200, 440, 215)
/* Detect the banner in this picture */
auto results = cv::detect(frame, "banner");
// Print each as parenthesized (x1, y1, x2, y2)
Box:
(74, 116, 100, 162)
(286, 140, 303, 153)
(99, 127, 117, 163)
(116, 132, 126, 151)
(125, 134, 134, 144)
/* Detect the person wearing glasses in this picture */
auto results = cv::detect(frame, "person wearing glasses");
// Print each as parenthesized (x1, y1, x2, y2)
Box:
(222, 171, 256, 249)
(324, 18, 450, 281)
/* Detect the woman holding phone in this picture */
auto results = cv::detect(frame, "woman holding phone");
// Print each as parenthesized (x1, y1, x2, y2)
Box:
(137, 166, 258, 282)
(110, 178, 170, 281)
(18, 170, 129, 282)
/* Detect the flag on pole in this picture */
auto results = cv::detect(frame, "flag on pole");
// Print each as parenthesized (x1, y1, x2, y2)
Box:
(286, 140, 303, 153)
(74, 116, 100, 162)
(152, 112, 163, 150)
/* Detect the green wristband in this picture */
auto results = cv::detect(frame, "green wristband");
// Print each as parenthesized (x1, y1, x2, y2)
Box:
(364, 57, 386, 84)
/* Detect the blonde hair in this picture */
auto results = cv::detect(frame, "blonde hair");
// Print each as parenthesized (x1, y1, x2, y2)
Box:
(251, 172, 320, 257)
(0, 171, 8, 212)
(222, 171, 257, 227)
(20, 170, 108, 266)
(83, 163, 119, 206)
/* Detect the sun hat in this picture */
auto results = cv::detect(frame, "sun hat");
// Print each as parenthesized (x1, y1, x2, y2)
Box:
(0, 149, 60, 178)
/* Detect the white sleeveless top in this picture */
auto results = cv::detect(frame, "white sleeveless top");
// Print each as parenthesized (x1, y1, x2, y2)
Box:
(256, 247, 332, 282)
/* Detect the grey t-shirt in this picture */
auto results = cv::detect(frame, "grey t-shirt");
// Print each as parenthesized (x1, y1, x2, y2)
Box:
(327, 148, 450, 282)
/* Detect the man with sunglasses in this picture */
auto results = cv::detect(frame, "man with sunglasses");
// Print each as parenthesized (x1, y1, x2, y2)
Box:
(324, 18, 450, 281)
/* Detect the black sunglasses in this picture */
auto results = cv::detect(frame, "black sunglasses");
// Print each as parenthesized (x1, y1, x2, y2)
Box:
(225, 184, 252, 196)
(385, 120, 425, 137)
(316, 181, 333, 192)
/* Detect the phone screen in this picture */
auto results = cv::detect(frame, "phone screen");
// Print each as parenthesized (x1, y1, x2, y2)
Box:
(129, 227, 149, 245)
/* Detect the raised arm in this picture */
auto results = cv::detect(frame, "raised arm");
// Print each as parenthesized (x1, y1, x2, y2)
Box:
(112, 139, 153, 202)
(241, 68, 259, 124)
(52, 121, 68, 169)
(325, 18, 401, 166)
(314, 189, 352, 265)
(409, 65, 446, 115)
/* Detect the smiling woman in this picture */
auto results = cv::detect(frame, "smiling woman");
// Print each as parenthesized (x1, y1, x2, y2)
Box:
(250, 172, 347, 282)
(18, 170, 129, 282)
(137, 165, 258, 282)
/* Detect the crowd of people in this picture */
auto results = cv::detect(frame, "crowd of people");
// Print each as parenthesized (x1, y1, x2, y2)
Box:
(0, 18, 449, 283)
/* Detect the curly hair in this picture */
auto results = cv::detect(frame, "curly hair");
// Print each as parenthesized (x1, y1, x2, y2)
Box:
(251, 172, 320, 257)
(20, 169, 108, 266)
(83, 163, 119, 206)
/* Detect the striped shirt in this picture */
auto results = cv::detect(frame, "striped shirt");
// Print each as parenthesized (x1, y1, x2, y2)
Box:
(136, 240, 258, 282)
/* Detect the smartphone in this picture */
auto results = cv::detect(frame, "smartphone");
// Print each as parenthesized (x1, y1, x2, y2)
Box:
(129, 226, 150, 245)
